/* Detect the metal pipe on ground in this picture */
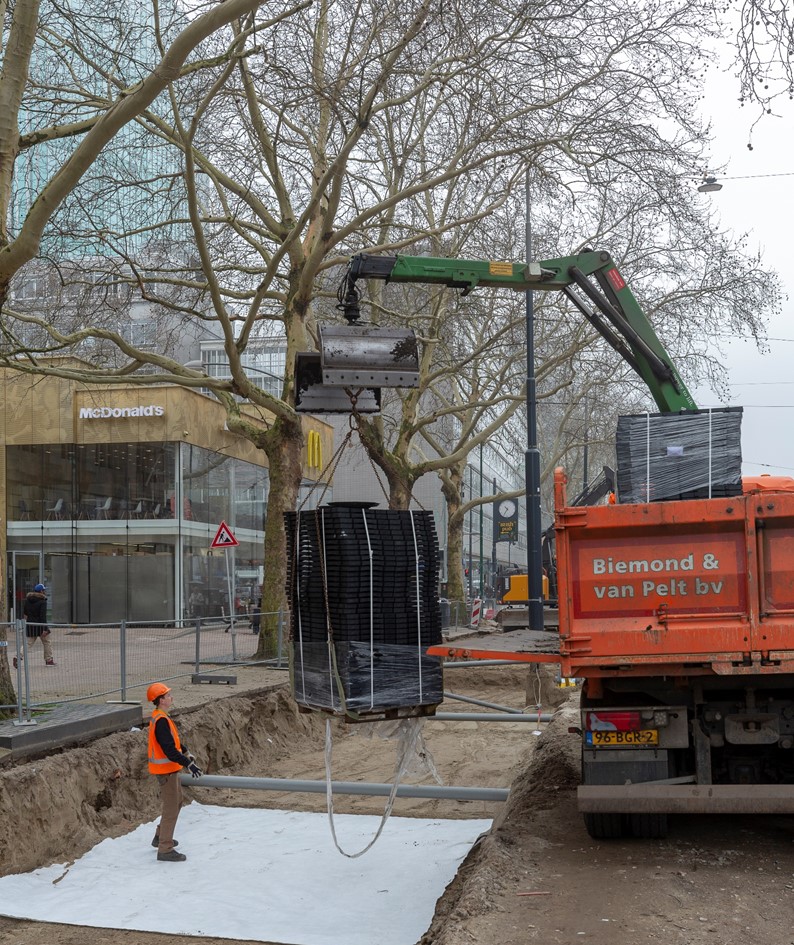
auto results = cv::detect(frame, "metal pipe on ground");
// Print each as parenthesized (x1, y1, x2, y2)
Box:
(433, 712, 553, 723)
(180, 773, 509, 802)
(443, 690, 525, 714)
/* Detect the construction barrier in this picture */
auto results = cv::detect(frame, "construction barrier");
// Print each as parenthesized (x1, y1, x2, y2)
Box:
(470, 598, 482, 628)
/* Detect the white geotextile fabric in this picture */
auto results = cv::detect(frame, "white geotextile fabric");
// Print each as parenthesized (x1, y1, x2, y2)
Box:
(0, 804, 490, 945)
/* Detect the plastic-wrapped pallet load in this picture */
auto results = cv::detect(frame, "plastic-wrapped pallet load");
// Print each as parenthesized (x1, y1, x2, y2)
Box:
(285, 503, 443, 720)
(616, 407, 743, 504)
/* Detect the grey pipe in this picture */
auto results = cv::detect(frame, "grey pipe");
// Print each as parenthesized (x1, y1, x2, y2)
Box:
(433, 711, 552, 723)
(443, 690, 524, 714)
(181, 773, 508, 802)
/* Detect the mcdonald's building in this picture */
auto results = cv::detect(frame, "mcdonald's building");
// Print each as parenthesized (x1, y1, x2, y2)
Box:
(0, 368, 333, 624)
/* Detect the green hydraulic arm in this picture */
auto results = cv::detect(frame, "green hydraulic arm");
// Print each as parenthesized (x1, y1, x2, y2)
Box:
(342, 250, 696, 414)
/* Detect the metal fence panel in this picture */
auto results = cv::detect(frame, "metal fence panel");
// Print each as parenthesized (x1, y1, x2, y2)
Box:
(1, 612, 286, 715)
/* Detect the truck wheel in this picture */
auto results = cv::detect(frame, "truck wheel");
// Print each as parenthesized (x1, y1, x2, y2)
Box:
(629, 813, 668, 839)
(583, 812, 625, 839)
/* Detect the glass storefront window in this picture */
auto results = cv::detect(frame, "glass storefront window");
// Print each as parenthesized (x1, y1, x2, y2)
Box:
(6, 442, 178, 522)
(5, 441, 268, 624)
(179, 443, 268, 622)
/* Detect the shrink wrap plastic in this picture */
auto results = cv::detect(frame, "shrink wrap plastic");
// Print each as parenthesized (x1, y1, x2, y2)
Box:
(285, 505, 443, 718)
(616, 408, 743, 504)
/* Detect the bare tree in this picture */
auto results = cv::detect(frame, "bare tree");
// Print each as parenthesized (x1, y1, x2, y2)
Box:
(0, 0, 308, 712)
(0, 0, 307, 296)
(0, 0, 781, 662)
(732, 0, 794, 125)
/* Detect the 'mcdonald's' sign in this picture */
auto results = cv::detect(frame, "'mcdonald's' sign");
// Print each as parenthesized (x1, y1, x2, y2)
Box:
(78, 405, 165, 419)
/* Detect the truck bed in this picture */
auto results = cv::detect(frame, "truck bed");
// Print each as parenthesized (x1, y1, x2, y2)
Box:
(431, 476, 794, 681)
(553, 468, 794, 678)
(429, 627, 561, 662)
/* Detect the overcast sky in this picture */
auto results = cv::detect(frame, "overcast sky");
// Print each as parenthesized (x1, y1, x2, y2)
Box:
(692, 62, 794, 477)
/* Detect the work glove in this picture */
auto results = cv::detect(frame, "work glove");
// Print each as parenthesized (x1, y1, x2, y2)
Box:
(186, 761, 203, 779)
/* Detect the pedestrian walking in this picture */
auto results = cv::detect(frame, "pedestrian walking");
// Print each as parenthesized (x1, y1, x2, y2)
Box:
(16, 583, 55, 667)
(146, 683, 203, 862)
(188, 586, 206, 619)
(250, 597, 261, 635)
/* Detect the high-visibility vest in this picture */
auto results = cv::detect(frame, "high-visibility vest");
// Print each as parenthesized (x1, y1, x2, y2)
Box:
(147, 708, 183, 775)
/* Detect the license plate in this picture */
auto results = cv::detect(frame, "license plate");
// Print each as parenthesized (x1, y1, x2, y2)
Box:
(586, 729, 659, 747)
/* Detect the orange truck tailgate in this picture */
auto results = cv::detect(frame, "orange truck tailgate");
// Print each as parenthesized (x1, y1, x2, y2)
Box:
(554, 468, 794, 677)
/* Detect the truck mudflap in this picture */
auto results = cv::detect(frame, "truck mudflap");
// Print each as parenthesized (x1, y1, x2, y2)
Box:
(578, 783, 794, 814)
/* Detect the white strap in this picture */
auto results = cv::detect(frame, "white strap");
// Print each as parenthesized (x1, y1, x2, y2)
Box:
(296, 511, 307, 699)
(708, 409, 713, 499)
(324, 718, 422, 858)
(320, 507, 337, 711)
(409, 510, 423, 702)
(361, 509, 375, 710)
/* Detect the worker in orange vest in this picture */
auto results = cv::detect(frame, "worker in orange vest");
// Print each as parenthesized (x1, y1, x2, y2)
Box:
(147, 683, 203, 862)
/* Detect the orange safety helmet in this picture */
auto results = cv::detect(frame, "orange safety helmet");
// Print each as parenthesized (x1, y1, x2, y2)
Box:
(146, 682, 171, 703)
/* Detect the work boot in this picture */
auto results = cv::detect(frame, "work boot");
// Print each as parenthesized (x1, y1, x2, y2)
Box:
(157, 850, 187, 862)
(152, 835, 178, 848)
(45, 659, 56, 666)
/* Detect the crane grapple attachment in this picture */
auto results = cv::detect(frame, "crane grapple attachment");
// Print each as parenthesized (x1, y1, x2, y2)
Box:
(318, 325, 420, 388)
(293, 352, 381, 414)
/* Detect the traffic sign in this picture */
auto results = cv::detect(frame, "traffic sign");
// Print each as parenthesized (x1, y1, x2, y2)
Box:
(211, 521, 239, 549)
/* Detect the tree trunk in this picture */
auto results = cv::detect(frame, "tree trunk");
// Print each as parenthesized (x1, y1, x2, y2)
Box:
(441, 466, 467, 603)
(387, 474, 414, 510)
(446, 504, 467, 604)
(256, 414, 303, 660)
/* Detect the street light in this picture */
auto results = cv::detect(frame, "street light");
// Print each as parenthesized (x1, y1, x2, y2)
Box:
(524, 171, 544, 633)
(697, 175, 723, 193)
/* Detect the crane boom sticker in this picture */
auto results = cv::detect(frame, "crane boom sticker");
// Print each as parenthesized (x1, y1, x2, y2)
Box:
(210, 521, 239, 549)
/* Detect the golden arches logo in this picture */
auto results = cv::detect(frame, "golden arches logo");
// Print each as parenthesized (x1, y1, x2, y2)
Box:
(307, 430, 322, 470)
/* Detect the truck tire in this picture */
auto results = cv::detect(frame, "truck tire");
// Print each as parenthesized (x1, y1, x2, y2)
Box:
(583, 812, 625, 839)
(629, 813, 668, 839)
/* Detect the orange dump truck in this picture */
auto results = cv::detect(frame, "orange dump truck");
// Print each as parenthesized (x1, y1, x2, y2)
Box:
(342, 249, 794, 839)
(554, 468, 794, 838)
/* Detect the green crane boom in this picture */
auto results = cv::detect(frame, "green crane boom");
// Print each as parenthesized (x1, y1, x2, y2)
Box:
(343, 250, 696, 414)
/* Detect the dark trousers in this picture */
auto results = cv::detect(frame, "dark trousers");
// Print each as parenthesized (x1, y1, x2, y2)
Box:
(156, 772, 182, 852)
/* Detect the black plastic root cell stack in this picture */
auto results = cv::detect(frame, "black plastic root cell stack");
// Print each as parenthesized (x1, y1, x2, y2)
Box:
(285, 504, 443, 720)
(616, 407, 743, 504)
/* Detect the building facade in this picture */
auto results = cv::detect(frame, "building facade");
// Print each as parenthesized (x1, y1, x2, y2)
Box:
(1, 369, 332, 624)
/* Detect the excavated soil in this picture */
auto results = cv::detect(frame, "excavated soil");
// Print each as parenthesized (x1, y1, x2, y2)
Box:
(1, 664, 793, 945)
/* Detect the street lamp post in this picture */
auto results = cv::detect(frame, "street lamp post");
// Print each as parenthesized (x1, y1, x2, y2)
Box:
(468, 463, 474, 599)
(479, 443, 484, 598)
(524, 173, 544, 632)
(491, 475, 497, 595)
(583, 392, 589, 494)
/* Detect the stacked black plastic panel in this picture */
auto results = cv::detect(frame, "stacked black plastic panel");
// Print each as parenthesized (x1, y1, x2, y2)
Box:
(285, 505, 443, 717)
(616, 408, 743, 504)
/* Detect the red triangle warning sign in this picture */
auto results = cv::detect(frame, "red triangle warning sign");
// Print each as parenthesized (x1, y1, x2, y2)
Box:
(210, 521, 239, 548)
